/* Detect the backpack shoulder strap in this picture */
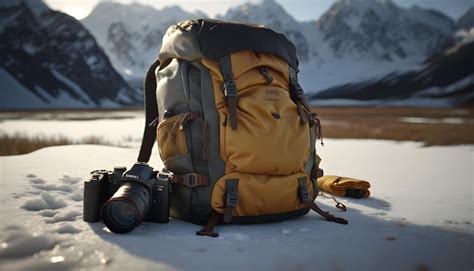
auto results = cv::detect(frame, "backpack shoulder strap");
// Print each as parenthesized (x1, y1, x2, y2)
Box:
(137, 59, 160, 163)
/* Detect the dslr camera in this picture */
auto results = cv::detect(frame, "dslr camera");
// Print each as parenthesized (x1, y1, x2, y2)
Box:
(83, 163, 170, 233)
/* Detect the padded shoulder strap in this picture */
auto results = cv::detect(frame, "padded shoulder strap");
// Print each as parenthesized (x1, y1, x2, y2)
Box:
(137, 59, 160, 163)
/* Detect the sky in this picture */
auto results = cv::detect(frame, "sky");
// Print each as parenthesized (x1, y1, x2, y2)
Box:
(44, 0, 473, 21)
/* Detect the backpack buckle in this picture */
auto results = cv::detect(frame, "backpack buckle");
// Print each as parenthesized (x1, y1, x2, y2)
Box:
(223, 179, 239, 223)
(298, 177, 311, 203)
(183, 173, 208, 188)
(226, 189, 238, 207)
(223, 79, 237, 97)
(170, 173, 209, 187)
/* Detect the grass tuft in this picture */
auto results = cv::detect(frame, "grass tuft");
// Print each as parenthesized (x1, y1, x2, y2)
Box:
(0, 133, 115, 156)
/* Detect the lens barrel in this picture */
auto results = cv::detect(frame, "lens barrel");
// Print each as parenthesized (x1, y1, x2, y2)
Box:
(101, 182, 152, 233)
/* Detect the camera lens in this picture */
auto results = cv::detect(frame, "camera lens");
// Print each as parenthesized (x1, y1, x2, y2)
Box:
(101, 182, 151, 233)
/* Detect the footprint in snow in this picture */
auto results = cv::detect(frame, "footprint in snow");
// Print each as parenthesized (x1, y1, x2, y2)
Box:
(39, 210, 59, 217)
(0, 225, 59, 259)
(69, 192, 83, 201)
(45, 210, 81, 224)
(55, 224, 81, 234)
(369, 211, 387, 216)
(60, 175, 81, 185)
(29, 178, 46, 184)
(31, 183, 75, 193)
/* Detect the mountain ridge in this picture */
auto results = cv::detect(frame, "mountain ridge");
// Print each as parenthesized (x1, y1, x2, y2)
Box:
(0, 0, 139, 109)
(82, 0, 459, 96)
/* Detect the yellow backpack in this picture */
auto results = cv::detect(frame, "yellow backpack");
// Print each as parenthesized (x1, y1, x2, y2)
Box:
(137, 19, 347, 237)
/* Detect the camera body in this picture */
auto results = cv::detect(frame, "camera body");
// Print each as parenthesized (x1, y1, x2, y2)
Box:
(83, 164, 170, 225)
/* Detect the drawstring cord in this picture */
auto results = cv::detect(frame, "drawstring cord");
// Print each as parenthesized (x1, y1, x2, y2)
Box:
(319, 192, 347, 212)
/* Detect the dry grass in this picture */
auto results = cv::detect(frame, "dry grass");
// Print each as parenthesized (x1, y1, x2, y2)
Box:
(314, 107, 474, 146)
(0, 133, 114, 156)
(1, 107, 472, 156)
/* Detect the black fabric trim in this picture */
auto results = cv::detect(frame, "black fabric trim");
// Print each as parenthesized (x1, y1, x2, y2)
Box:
(230, 208, 310, 224)
(193, 19, 299, 69)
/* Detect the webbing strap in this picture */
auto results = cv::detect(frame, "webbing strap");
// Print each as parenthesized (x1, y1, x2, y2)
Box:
(223, 178, 239, 223)
(219, 56, 238, 130)
(137, 59, 160, 163)
(196, 211, 221, 238)
(308, 202, 348, 224)
(171, 173, 210, 187)
(289, 67, 310, 124)
(298, 177, 348, 225)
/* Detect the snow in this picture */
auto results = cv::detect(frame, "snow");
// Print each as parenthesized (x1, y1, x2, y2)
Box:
(0, 68, 100, 110)
(415, 75, 474, 97)
(311, 97, 455, 107)
(0, 138, 473, 270)
(455, 27, 474, 44)
(0, 68, 50, 109)
(399, 117, 468, 124)
(50, 70, 92, 105)
(298, 57, 421, 93)
(81, 2, 204, 81)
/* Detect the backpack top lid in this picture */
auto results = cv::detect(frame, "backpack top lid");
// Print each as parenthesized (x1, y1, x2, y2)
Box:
(159, 19, 299, 70)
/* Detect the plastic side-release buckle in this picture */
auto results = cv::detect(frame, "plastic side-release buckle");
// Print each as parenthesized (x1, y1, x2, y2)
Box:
(298, 177, 312, 204)
(223, 178, 239, 223)
(223, 79, 237, 97)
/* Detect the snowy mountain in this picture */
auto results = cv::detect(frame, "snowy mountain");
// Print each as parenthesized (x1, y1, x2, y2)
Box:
(82, 0, 459, 99)
(310, 41, 474, 106)
(0, 0, 140, 110)
(455, 8, 474, 45)
(456, 7, 474, 30)
(316, 0, 454, 62)
(81, 2, 206, 82)
(220, 0, 456, 92)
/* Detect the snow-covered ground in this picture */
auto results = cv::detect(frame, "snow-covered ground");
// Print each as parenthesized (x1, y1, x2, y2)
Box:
(0, 138, 472, 270)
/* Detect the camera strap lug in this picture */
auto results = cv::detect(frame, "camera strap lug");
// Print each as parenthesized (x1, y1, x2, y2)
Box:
(171, 173, 209, 188)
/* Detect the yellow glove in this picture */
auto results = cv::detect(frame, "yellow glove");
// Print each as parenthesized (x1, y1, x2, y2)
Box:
(317, 175, 371, 198)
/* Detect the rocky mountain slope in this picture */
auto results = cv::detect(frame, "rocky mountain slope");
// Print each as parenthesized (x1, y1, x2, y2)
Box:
(0, 0, 139, 109)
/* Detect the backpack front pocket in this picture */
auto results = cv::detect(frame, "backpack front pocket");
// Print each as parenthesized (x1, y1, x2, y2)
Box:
(211, 172, 314, 219)
(157, 113, 189, 160)
(157, 112, 203, 174)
